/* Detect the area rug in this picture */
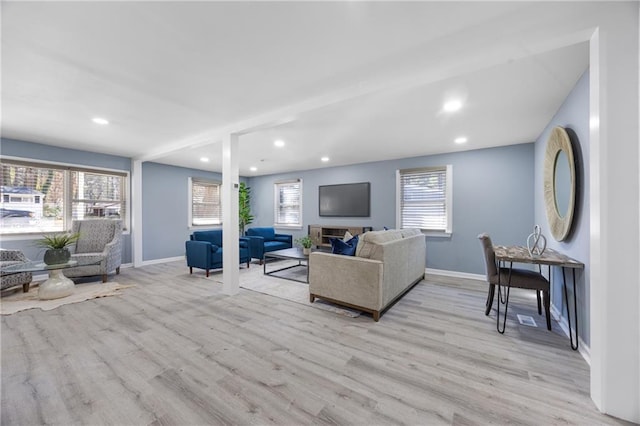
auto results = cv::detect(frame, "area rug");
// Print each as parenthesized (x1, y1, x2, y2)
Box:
(0, 282, 134, 315)
(214, 260, 361, 318)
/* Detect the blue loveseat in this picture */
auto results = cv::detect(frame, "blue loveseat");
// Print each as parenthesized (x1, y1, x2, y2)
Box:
(244, 227, 293, 264)
(185, 230, 251, 277)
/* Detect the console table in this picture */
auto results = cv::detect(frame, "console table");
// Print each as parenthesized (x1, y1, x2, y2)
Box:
(493, 246, 584, 350)
(308, 225, 373, 248)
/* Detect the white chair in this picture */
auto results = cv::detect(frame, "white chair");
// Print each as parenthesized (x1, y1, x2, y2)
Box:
(63, 219, 123, 283)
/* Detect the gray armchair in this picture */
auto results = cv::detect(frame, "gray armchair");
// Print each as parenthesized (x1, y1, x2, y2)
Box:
(63, 219, 123, 283)
(0, 249, 33, 292)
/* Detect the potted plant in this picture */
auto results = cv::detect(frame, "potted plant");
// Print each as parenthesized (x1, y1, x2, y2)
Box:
(295, 235, 313, 255)
(35, 232, 80, 265)
(239, 182, 254, 235)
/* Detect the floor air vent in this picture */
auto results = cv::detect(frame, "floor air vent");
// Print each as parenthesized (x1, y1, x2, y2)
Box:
(517, 314, 537, 327)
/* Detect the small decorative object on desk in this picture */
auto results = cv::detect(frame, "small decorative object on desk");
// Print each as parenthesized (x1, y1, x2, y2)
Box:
(526, 225, 547, 257)
(295, 235, 313, 255)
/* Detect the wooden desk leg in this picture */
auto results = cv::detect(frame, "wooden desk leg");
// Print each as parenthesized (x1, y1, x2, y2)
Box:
(562, 267, 579, 350)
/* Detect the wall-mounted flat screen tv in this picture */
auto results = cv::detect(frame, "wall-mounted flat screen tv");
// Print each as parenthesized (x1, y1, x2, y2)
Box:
(319, 182, 370, 217)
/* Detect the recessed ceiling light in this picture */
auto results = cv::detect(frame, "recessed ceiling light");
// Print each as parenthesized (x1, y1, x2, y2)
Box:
(274, 139, 285, 147)
(321, 157, 330, 162)
(454, 137, 468, 144)
(200, 157, 209, 162)
(92, 117, 109, 125)
(249, 166, 257, 172)
(443, 100, 463, 112)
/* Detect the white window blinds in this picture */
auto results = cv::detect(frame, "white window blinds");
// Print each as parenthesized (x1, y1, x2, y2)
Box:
(398, 166, 452, 233)
(190, 179, 221, 226)
(274, 180, 302, 227)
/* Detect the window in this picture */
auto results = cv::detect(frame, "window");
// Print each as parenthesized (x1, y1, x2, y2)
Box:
(0, 158, 128, 235)
(397, 165, 452, 234)
(274, 179, 302, 228)
(189, 178, 221, 226)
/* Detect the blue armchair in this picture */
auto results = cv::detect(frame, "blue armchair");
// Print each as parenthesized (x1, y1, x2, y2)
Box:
(186, 230, 251, 277)
(244, 227, 293, 264)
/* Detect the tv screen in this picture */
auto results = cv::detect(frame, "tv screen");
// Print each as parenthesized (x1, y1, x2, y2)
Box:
(319, 182, 370, 217)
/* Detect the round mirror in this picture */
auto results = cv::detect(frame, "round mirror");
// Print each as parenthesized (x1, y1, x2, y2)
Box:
(544, 127, 576, 241)
(554, 150, 571, 218)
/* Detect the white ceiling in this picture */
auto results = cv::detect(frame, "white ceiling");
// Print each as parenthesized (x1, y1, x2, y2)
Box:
(1, 2, 589, 176)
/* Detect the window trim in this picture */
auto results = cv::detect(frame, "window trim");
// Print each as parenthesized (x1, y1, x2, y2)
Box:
(188, 177, 222, 229)
(396, 165, 453, 237)
(0, 155, 130, 236)
(273, 178, 303, 229)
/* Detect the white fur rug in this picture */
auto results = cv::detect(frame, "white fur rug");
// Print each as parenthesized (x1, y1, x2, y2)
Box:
(0, 282, 134, 315)
(214, 260, 361, 318)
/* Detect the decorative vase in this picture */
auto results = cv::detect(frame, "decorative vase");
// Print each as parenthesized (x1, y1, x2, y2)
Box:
(43, 248, 71, 265)
(526, 225, 547, 257)
(303, 247, 311, 256)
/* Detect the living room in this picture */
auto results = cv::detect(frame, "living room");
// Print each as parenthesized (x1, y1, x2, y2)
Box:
(1, 2, 638, 424)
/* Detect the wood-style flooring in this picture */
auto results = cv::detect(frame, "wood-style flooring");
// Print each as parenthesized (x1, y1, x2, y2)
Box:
(1, 260, 628, 425)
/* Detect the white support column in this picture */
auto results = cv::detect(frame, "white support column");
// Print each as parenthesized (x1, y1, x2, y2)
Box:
(222, 133, 240, 295)
(590, 6, 640, 423)
(132, 159, 143, 267)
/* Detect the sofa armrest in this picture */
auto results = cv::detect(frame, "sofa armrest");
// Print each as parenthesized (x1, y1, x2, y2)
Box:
(185, 240, 212, 268)
(239, 237, 249, 249)
(309, 252, 383, 311)
(274, 234, 293, 245)
(0, 249, 27, 262)
(244, 235, 265, 259)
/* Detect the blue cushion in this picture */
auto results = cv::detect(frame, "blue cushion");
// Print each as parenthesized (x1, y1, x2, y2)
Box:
(193, 230, 223, 246)
(246, 227, 276, 241)
(330, 235, 359, 256)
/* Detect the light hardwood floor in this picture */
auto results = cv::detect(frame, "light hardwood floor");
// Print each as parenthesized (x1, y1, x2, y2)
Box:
(1, 260, 629, 425)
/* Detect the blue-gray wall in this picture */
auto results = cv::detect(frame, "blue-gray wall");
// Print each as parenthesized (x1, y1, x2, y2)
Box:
(534, 69, 590, 345)
(141, 161, 226, 261)
(0, 138, 133, 263)
(248, 143, 535, 275)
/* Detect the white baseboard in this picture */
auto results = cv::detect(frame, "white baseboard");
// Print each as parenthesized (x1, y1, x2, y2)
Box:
(140, 256, 185, 266)
(550, 303, 590, 365)
(425, 268, 485, 281)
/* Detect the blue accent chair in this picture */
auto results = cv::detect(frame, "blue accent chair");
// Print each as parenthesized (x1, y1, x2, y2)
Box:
(186, 230, 251, 277)
(244, 227, 293, 264)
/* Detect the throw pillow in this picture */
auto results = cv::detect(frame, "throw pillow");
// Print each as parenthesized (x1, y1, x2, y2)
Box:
(343, 231, 353, 243)
(330, 235, 359, 256)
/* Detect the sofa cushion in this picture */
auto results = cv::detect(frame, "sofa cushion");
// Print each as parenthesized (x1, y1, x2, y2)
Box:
(264, 241, 290, 252)
(330, 235, 359, 256)
(356, 229, 414, 259)
(246, 227, 276, 241)
(75, 220, 118, 253)
(193, 230, 223, 246)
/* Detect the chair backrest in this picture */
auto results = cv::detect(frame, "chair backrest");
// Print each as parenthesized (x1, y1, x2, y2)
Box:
(192, 230, 223, 246)
(246, 227, 275, 241)
(73, 219, 122, 254)
(477, 233, 498, 280)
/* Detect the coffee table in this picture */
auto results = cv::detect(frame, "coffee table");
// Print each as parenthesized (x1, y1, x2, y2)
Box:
(264, 247, 314, 283)
(2, 258, 101, 300)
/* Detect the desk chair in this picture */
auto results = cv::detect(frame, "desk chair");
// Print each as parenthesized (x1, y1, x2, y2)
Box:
(478, 233, 551, 331)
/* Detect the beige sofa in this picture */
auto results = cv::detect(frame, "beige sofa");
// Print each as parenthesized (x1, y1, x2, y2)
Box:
(309, 228, 426, 321)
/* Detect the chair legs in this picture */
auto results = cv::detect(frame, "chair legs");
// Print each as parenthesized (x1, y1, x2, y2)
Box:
(485, 284, 495, 316)
(488, 284, 551, 331)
